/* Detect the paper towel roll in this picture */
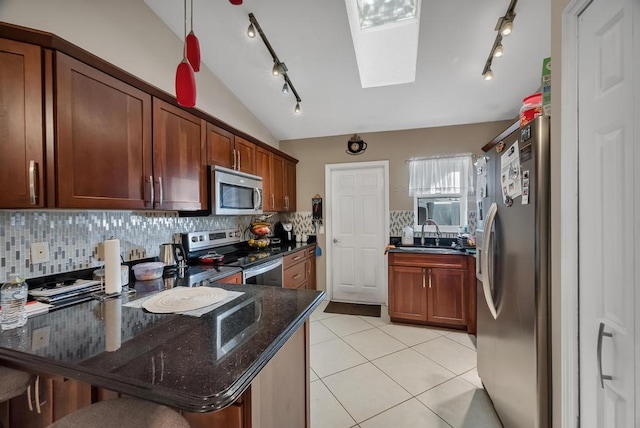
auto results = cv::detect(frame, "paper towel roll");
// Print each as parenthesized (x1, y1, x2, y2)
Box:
(104, 299, 122, 352)
(104, 239, 122, 294)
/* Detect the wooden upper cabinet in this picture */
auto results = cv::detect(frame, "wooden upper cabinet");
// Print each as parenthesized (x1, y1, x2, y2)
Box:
(234, 136, 256, 175)
(272, 154, 286, 212)
(205, 125, 256, 175)
(0, 38, 45, 208)
(206, 123, 235, 170)
(255, 146, 274, 211)
(55, 52, 153, 209)
(285, 160, 297, 212)
(152, 99, 207, 211)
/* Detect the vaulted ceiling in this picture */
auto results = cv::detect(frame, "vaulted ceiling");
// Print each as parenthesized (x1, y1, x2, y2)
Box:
(145, 0, 550, 141)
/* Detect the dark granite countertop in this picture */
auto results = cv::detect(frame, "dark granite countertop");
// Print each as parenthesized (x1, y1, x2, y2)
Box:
(0, 282, 325, 412)
(225, 241, 317, 269)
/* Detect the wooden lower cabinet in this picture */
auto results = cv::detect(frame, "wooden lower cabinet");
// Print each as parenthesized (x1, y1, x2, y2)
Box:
(388, 265, 428, 322)
(388, 252, 475, 333)
(283, 246, 316, 290)
(218, 272, 243, 284)
(9, 375, 92, 427)
(427, 267, 467, 326)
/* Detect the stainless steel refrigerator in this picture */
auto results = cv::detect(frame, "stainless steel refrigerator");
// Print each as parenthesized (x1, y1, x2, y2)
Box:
(475, 115, 550, 428)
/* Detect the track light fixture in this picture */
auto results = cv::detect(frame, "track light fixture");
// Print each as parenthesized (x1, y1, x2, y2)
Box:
(247, 13, 302, 114)
(494, 41, 504, 57)
(482, 0, 517, 80)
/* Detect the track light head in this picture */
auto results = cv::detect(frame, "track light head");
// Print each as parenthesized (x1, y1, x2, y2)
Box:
(494, 43, 504, 57)
(272, 62, 281, 76)
(247, 23, 256, 38)
(484, 69, 493, 81)
(294, 102, 301, 114)
(501, 20, 513, 36)
(282, 82, 289, 94)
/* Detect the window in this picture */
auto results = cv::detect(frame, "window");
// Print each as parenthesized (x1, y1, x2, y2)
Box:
(408, 155, 474, 231)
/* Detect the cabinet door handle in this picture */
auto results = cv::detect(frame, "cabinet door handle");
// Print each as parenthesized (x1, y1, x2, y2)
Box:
(148, 176, 155, 206)
(158, 176, 163, 206)
(284, 195, 289, 210)
(27, 382, 33, 412)
(422, 269, 426, 288)
(293, 274, 301, 280)
(237, 151, 241, 171)
(271, 194, 275, 209)
(292, 255, 302, 261)
(29, 160, 37, 204)
(232, 149, 237, 170)
(429, 269, 432, 289)
(597, 322, 613, 388)
(34, 375, 41, 414)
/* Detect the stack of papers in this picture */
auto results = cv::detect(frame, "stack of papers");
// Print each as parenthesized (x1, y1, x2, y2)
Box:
(29, 279, 102, 304)
(25, 301, 53, 317)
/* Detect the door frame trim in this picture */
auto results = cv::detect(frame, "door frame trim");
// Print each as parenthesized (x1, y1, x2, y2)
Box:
(561, 0, 592, 426)
(324, 160, 390, 303)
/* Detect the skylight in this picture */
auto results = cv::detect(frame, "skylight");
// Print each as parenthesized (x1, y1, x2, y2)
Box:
(357, 0, 418, 29)
(345, 0, 421, 88)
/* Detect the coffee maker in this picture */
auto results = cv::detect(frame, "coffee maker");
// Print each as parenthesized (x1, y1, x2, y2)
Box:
(274, 222, 294, 242)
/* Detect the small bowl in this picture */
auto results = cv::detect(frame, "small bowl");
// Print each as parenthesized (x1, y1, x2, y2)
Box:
(132, 262, 165, 281)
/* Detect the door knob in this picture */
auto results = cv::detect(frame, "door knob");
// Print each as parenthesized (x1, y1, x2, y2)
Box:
(333, 239, 340, 243)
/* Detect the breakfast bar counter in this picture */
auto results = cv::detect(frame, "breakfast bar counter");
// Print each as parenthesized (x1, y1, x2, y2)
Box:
(0, 282, 324, 426)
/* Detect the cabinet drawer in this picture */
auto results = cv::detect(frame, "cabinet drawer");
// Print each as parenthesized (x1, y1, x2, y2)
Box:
(388, 253, 467, 269)
(283, 249, 306, 269)
(283, 260, 308, 289)
(306, 245, 316, 258)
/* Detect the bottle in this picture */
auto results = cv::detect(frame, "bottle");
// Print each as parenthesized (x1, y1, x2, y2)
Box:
(1, 274, 28, 331)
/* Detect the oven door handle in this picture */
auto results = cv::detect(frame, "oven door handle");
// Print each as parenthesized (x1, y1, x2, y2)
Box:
(243, 257, 283, 279)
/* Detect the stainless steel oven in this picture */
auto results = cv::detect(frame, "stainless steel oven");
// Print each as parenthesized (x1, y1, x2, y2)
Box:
(242, 258, 283, 286)
(212, 166, 263, 216)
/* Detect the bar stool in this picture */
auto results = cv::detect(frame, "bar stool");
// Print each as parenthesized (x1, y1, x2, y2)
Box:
(0, 366, 31, 428)
(0, 366, 31, 403)
(48, 397, 190, 428)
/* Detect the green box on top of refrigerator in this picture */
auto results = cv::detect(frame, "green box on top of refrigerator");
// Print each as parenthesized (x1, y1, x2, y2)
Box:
(541, 57, 551, 115)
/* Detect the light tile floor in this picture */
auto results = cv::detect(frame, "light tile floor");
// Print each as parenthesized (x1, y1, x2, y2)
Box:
(310, 300, 503, 428)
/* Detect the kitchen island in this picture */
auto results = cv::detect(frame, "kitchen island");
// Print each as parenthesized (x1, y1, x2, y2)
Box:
(0, 282, 324, 427)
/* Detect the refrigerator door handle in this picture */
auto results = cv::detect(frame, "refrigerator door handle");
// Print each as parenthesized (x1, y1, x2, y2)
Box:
(481, 202, 498, 319)
(597, 322, 613, 388)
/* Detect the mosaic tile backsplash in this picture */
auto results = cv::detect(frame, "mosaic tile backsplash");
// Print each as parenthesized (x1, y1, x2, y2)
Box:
(0, 208, 476, 281)
(0, 210, 253, 280)
(389, 210, 477, 238)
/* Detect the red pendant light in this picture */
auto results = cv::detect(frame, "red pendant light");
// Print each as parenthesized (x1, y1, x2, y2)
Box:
(229, 0, 242, 5)
(176, 0, 196, 107)
(186, 0, 200, 72)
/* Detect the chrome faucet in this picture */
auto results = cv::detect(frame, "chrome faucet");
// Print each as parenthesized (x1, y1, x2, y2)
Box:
(422, 219, 442, 246)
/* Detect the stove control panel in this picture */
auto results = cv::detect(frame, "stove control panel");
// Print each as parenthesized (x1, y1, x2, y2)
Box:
(182, 229, 242, 253)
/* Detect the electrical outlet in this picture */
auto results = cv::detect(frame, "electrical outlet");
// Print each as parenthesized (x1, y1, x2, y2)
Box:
(31, 326, 51, 351)
(30, 242, 50, 263)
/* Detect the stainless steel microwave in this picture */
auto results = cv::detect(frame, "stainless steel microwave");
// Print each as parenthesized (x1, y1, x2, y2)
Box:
(212, 166, 263, 215)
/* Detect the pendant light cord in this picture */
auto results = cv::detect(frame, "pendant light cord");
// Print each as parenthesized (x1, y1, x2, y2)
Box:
(183, 0, 187, 60)
(190, 0, 194, 32)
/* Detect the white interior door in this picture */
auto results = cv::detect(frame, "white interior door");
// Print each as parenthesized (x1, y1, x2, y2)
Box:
(327, 162, 388, 304)
(578, 0, 637, 425)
